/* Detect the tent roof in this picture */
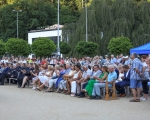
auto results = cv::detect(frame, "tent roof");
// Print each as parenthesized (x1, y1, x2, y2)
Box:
(130, 42, 150, 54)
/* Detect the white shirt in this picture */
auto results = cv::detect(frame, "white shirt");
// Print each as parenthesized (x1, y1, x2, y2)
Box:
(117, 58, 122, 63)
(142, 62, 147, 67)
(82, 69, 92, 79)
(126, 70, 130, 77)
(4, 60, 8, 63)
(50, 59, 54, 64)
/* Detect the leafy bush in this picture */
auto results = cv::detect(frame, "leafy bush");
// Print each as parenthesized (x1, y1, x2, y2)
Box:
(75, 41, 99, 56)
(31, 37, 56, 57)
(60, 41, 71, 54)
(5, 38, 29, 56)
(107, 36, 133, 55)
(0, 40, 6, 56)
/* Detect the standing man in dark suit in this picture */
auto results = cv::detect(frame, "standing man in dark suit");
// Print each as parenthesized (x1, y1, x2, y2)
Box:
(115, 65, 130, 97)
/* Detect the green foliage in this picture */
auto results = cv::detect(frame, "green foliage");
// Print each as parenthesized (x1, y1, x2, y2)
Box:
(63, 0, 150, 57)
(0, 39, 6, 55)
(0, 0, 81, 41)
(5, 38, 29, 56)
(60, 41, 71, 54)
(31, 37, 56, 57)
(107, 37, 133, 55)
(60, 5, 78, 24)
(22, 44, 32, 57)
(75, 41, 98, 56)
(0, 0, 56, 40)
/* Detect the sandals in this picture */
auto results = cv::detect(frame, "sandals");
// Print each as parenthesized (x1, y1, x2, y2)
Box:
(36, 88, 41, 91)
(129, 99, 140, 102)
(45, 90, 53, 92)
(65, 92, 71, 95)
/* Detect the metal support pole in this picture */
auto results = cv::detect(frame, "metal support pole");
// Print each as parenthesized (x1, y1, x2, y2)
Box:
(17, 11, 18, 38)
(57, 0, 60, 56)
(13, 10, 22, 38)
(85, 0, 88, 42)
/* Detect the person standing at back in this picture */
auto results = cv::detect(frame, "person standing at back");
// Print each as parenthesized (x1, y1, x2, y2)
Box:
(130, 53, 143, 102)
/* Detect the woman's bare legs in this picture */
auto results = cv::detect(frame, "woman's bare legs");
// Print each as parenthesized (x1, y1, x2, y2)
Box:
(33, 79, 39, 88)
(21, 76, 28, 88)
(66, 79, 71, 94)
(37, 79, 41, 88)
(39, 83, 45, 90)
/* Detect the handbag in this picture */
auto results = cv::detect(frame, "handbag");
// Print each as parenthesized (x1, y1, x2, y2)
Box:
(140, 66, 150, 81)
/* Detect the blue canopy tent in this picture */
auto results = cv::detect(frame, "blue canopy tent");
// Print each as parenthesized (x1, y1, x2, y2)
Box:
(130, 42, 150, 54)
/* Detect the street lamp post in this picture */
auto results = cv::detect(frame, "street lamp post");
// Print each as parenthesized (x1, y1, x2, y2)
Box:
(13, 10, 22, 38)
(57, 0, 60, 56)
(85, 0, 88, 42)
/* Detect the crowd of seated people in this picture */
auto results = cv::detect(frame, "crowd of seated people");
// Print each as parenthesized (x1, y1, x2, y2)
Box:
(0, 53, 150, 102)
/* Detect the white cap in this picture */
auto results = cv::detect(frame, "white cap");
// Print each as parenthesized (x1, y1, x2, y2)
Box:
(124, 56, 128, 58)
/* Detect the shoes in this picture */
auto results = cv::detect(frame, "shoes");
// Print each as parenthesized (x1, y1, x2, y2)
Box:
(89, 96, 96, 100)
(118, 94, 122, 97)
(55, 89, 61, 93)
(118, 94, 126, 97)
(71, 94, 75, 97)
(121, 94, 126, 97)
(32, 87, 36, 90)
(78, 95, 85, 98)
(82, 89, 87, 92)
(94, 96, 102, 100)
(140, 97, 147, 101)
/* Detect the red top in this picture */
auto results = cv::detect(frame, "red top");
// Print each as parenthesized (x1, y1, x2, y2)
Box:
(41, 60, 47, 65)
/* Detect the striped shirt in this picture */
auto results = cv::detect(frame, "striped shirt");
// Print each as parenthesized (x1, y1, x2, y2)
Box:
(130, 58, 143, 80)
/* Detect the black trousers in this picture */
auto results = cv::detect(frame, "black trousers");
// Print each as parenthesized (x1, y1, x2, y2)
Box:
(142, 81, 148, 94)
(0, 73, 12, 85)
(17, 74, 25, 87)
(18, 78, 23, 87)
(79, 82, 88, 96)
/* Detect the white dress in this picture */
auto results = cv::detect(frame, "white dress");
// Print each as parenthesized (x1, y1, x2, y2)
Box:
(71, 71, 80, 93)
(32, 71, 44, 81)
(38, 71, 50, 84)
(116, 73, 124, 83)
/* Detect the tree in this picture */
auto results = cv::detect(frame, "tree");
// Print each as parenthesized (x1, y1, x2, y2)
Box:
(22, 44, 32, 57)
(0, 0, 81, 41)
(60, 41, 71, 54)
(75, 41, 98, 56)
(107, 36, 133, 55)
(63, 0, 150, 57)
(0, 0, 56, 40)
(0, 40, 6, 56)
(31, 37, 56, 57)
(5, 38, 29, 56)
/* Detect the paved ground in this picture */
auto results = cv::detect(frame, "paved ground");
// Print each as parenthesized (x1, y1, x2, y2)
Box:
(0, 85, 150, 120)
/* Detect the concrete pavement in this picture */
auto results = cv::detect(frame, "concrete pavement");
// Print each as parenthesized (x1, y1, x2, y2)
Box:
(0, 85, 150, 120)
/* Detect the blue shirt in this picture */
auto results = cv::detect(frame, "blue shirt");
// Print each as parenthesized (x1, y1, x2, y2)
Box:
(108, 71, 117, 87)
(110, 58, 117, 64)
(130, 58, 143, 80)
(124, 59, 131, 65)
(65, 68, 71, 74)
